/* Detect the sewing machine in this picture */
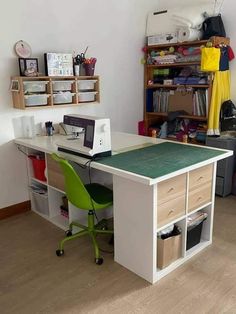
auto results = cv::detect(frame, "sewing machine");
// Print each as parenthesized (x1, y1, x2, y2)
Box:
(57, 114, 111, 158)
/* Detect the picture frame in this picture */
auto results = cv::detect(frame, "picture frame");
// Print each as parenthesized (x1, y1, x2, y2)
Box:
(10, 79, 20, 92)
(18, 58, 39, 76)
(44, 53, 73, 76)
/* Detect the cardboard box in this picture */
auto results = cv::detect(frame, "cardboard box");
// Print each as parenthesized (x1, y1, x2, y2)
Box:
(157, 234, 182, 269)
(168, 90, 193, 115)
(147, 32, 178, 46)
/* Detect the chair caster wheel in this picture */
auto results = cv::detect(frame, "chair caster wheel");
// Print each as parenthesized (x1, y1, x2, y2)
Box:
(65, 230, 72, 237)
(56, 249, 64, 257)
(95, 257, 103, 265)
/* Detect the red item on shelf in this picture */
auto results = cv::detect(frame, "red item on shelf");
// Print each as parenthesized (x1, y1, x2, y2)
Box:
(29, 155, 46, 181)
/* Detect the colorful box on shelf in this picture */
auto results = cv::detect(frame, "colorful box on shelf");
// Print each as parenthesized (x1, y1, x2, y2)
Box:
(173, 77, 207, 85)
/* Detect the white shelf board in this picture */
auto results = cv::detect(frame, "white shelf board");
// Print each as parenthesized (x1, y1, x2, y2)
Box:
(155, 239, 211, 282)
(185, 239, 211, 258)
(156, 256, 185, 281)
(50, 214, 69, 230)
(187, 202, 212, 216)
(31, 177, 48, 186)
(32, 208, 50, 220)
(157, 214, 186, 233)
(48, 185, 65, 194)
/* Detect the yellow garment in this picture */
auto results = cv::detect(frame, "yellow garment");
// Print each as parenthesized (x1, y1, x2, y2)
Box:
(207, 70, 231, 135)
(201, 47, 220, 72)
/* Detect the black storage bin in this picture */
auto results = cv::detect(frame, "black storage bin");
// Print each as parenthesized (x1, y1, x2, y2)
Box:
(186, 219, 206, 250)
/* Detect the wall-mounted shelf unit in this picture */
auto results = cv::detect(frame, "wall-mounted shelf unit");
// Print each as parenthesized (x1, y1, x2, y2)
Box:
(11, 75, 100, 109)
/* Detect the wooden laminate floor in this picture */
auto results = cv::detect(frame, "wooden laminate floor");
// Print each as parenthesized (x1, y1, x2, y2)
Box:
(0, 196, 236, 314)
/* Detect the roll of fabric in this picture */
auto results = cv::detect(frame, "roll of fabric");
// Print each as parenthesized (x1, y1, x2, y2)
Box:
(177, 27, 200, 42)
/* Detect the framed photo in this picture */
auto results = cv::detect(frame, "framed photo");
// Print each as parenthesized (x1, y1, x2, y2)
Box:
(44, 53, 73, 76)
(18, 58, 38, 76)
(10, 79, 19, 92)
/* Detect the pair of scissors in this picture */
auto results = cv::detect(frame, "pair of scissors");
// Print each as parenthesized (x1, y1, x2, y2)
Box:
(75, 46, 88, 64)
(75, 53, 85, 64)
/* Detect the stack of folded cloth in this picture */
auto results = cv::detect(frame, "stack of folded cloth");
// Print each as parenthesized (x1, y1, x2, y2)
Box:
(152, 54, 177, 64)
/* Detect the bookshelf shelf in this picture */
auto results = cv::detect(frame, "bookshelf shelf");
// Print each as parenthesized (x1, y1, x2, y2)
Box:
(146, 112, 207, 121)
(146, 40, 208, 50)
(146, 62, 201, 68)
(144, 39, 212, 143)
(146, 84, 209, 89)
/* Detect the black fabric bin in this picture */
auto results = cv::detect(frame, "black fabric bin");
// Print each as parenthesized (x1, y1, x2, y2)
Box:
(186, 219, 206, 250)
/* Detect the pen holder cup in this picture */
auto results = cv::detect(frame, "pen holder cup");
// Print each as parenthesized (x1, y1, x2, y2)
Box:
(74, 64, 80, 76)
(84, 63, 95, 76)
(79, 64, 86, 76)
(46, 126, 53, 136)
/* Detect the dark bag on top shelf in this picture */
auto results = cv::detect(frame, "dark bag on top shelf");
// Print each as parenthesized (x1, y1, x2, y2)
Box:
(202, 14, 226, 39)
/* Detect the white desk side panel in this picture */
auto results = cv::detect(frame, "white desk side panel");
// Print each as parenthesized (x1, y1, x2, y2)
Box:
(113, 175, 156, 283)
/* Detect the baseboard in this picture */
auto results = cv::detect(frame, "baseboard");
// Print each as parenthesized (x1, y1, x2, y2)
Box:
(0, 200, 31, 220)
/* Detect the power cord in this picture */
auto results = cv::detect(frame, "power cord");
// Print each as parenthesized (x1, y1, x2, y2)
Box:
(17, 145, 29, 157)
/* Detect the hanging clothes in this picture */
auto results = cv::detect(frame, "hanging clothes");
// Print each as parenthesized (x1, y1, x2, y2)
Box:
(207, 70, 230, 135)
(207, 45, 233, 135)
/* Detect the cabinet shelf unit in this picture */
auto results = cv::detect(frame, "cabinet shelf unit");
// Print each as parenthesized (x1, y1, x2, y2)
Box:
(11, 75, 100, 109)
(144, 40, 212, 140)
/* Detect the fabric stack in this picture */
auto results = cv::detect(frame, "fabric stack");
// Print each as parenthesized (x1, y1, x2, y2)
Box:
(152, 54, 177, 65)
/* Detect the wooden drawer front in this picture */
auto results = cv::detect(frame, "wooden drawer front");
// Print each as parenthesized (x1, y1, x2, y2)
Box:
(157, 195, 186, 228)
(188, 182, 212, 213)
(189, 164, 213, 191)
(46, 154, 65, 192)
(158, 174, 186, 205)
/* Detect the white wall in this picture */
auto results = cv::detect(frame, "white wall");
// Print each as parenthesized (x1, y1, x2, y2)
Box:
(0, 0, 158, 208)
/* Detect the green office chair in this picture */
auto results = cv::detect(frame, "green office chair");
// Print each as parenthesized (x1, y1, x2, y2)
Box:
(52, 153, 113, 265)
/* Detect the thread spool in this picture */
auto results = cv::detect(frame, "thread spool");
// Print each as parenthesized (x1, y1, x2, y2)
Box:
(152, 129, 157, 138)
(182, 134, 188, 143)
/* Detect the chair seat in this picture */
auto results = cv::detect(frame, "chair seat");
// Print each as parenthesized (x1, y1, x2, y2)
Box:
(85, 183, 113, 205)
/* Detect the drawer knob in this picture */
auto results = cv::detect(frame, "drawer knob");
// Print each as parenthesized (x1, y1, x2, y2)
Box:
(197, 176, 204, 181)
(167, 187, 174, 193)
(197, 196, 202, 201)
(168, 209, 175, 216)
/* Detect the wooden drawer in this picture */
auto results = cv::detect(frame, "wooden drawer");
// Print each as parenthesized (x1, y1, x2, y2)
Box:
(189, 164, 213, 191)
(157, 195, 186, 228)
(158, 174, 186, 205)
(46, 154, 65, 192)
(188, 182, 212, 213)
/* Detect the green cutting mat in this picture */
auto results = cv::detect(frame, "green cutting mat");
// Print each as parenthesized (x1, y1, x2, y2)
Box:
(97, 142, 225, 179)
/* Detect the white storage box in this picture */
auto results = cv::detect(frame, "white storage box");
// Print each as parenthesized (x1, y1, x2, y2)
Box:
(77, 79, 97, 91)
(78, 92, 97, 102)
(53, 92, 75, 104)
(23, 81, 48, 93)
(31, 190, 49, 216)
(147, 32, 178, 46)
(52, 80, 74, 91)
(24, 94, 49, 107)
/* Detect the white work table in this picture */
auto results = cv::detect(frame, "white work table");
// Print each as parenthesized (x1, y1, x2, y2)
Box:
(15, 132, 232, 283)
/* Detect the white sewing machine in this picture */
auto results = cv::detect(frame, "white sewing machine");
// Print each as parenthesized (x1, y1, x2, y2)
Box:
(57, 114, 111, 158)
